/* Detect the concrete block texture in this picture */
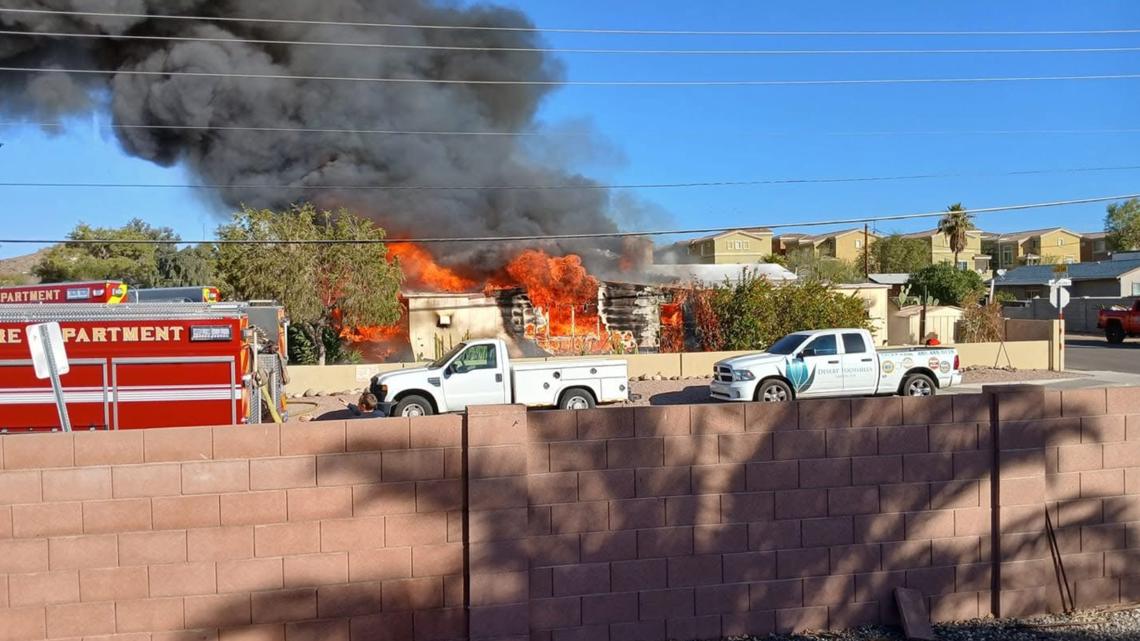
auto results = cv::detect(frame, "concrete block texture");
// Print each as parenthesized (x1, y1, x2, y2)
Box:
(0, 387, 1137, 640)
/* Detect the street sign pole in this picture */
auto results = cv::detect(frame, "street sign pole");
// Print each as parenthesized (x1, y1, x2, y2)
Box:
(46, 343, 71, 433)
(1048, 278, 1072, 368)
(27, 322, 72, 432)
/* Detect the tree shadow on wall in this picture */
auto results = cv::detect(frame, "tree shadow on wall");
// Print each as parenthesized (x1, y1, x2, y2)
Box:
(194, 387, 1134, 641)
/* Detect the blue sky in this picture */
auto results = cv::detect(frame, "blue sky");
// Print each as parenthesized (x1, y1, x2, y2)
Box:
(2, 0, 1139, 259)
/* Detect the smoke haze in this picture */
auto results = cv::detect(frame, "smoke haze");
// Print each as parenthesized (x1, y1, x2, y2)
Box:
(0, 0, 642, 275)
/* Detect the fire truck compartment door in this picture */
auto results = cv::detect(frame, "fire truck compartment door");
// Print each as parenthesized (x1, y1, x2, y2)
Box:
(112, 357, 239, 429)
(0, 359, 109, 432)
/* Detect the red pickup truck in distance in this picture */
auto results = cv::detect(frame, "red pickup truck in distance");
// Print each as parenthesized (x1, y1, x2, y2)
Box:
(1098, 299, 1140, 344)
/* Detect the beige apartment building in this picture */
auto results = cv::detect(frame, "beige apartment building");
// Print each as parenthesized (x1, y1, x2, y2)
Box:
(902, 229, 991, 273)
(777, 228, 878, 262)
(655, 228, 774, 264)
(982, 228, 1083, 270)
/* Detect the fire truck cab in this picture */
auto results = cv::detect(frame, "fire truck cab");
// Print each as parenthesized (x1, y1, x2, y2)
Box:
(0, 303, 288, 432)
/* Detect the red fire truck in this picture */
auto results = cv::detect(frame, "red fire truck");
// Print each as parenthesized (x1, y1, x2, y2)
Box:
(129, 286, 222, 303)
(0, 281, 129, 305)
(0, 303, 288, 432)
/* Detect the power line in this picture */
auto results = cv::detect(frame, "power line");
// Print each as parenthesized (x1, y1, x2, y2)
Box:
(1, 193, 1134, 246)
(2, 8, 1138, 37)
(4, 65, 1140, 87)
(1, 164, 1138, 192)
(7, 29, 1140, 56)
(7, 121, 1140, 138)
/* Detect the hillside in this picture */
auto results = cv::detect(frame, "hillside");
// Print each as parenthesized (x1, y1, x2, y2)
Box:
(0, 249, 46, 284)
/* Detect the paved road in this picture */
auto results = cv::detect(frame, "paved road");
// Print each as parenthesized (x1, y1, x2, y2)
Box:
(1065, 334, 1140, 374)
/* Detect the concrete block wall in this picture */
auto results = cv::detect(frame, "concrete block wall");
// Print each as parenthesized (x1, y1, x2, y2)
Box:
(1, 386, 1137, 640)
(518, 396, 998, 640)
(1041, 387, 1140, 613)
(0, 418, 467, 641)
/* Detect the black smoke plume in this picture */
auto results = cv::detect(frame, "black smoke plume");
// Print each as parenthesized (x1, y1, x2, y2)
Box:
(0, 1, 644, 278)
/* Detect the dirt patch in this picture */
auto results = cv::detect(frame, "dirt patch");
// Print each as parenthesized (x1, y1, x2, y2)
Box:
(961, 367, 1081, 384)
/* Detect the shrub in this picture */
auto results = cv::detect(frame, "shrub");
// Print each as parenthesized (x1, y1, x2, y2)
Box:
(709, 272, 870, 351)
(907, 263, 985, 307)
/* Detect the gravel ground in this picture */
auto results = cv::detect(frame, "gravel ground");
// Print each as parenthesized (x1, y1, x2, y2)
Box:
(959, 367, 1078, 384)
(752, 606, 1140, 641)
(286, 367, 1076, 420)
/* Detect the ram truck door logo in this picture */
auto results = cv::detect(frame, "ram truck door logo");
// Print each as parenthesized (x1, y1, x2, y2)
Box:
(785, 359, 816, 393)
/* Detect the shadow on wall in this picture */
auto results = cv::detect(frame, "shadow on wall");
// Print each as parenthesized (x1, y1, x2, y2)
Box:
(1, 387, 1136, 641)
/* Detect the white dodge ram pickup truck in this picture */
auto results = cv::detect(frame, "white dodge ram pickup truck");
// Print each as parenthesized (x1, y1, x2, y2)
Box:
(710, 328, 961, 403)
(370, 338, 631, 416)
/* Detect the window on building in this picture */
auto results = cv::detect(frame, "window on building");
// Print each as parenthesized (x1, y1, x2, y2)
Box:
(855, 239, 863, 249)
(1095, 239, 1107, 252)
(727, 240, 750, 250)
(1001, 246, 1014, 267)
(1058, 238, 1065, 246)
(957, 261, 969, 271)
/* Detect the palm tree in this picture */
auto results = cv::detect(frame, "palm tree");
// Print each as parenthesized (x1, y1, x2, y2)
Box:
(937, 203, 975, 270)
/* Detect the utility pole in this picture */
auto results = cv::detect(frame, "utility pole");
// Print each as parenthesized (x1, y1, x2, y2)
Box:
(863, 224, 870, 277)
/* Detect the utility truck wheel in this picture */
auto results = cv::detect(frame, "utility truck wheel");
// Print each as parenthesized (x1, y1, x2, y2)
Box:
(902, 373, 936, 397)
(756, 379, 793, 403)
(559, 388, 595, 410)
(394, 395, 434, 417)
(1106, 323, 1126, 344)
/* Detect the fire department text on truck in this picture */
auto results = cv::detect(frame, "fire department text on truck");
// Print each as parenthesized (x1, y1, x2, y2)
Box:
(0, 289, 63, 303)
(0, 325, 191, 345)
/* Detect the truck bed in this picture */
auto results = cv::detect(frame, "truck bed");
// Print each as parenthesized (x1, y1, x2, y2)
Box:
(878, 346, 957, 354)
(511, 359, 630, 406)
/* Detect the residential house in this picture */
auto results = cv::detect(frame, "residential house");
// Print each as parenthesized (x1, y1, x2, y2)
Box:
(981, 228, 1083, 270)
(1081, 232, 1111, 263)
(777, 228, 878, 262)
(653, 229, 774, 265)
(992, 259, 1140, 299)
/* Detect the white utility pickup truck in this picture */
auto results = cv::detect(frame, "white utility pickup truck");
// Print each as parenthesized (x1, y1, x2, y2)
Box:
(369, 338, 632, 417)
(710, 328, 961, 403)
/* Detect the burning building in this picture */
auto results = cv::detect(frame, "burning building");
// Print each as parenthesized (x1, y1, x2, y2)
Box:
(359, 248, 669, 363)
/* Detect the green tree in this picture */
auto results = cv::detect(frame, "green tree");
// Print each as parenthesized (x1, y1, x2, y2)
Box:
(156, 245, 218, 287)
(937, 203, 975, 269)
(215, 204, 403, 365)
(782, 249, 864, 284)
(710, 272, 870, 351)
(866, 234, 930, 274)
(907, 263, 985, 307)
(33, 219, 180, 287)
(1105, 198, 1140, 252)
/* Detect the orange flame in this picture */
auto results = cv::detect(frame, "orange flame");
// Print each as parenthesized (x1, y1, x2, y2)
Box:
(659, 302, 684, 353)
(504, 250, 605, 352)
(336, 245, 623, 359)
(389, 244, 477, 293)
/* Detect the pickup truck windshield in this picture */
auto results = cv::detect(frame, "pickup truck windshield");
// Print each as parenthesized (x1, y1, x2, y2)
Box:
(767, 334, 809, 355)
(430, 342, 467, 369)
